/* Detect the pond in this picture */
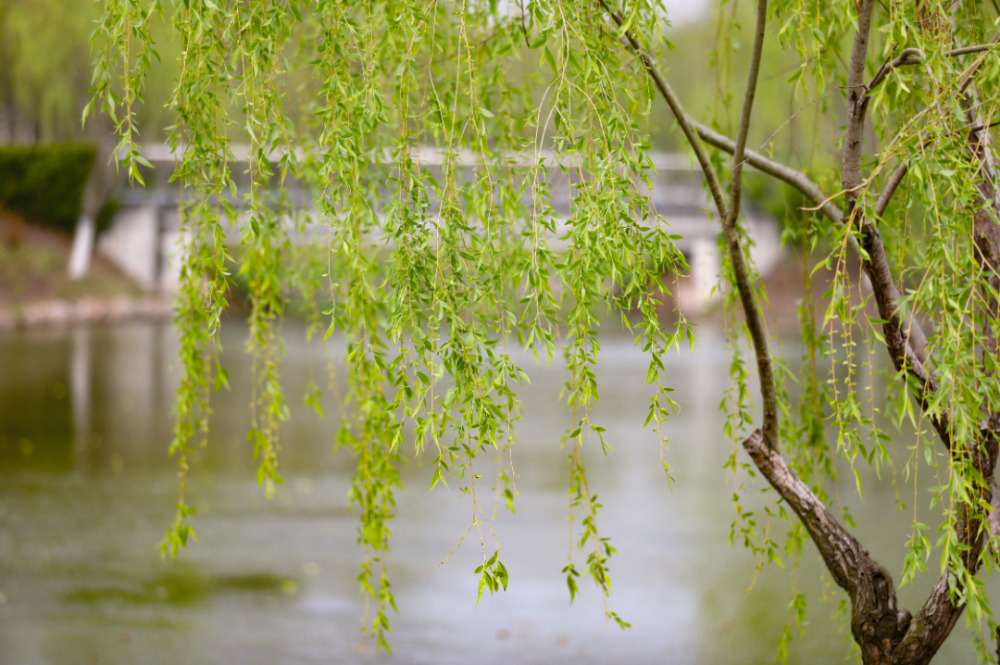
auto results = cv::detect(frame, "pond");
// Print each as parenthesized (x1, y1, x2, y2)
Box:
(0, 322, 989, 664)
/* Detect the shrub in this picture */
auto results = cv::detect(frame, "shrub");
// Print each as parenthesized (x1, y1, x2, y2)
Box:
(0, 144, 96, 233)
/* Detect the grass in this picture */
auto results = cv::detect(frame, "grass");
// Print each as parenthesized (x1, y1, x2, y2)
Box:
(0, 211, 143, 309)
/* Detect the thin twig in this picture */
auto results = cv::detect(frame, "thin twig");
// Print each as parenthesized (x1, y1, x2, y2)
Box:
(745, 85, 850, 166)
(948, 43, 996, 56)
(727, 0, 768, 226)
(692, 121, 844, 225)
(867, 47, 926, 94)
(874, 160, 909, 218)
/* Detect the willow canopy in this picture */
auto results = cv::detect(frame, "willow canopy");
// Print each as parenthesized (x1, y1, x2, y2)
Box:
(92, 0, 1000, 663)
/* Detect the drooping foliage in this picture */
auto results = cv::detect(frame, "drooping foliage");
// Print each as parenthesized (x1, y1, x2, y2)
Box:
(93, 0, 1000, 662)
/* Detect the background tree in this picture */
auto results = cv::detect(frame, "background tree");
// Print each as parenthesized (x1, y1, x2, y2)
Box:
(0, 0, 178, 277)
(94, 0, 1000, 663)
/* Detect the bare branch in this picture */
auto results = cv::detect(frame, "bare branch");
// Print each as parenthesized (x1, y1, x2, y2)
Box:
(740, 431, 860, 588)
(842, 0, 876, 211)
(718, 0, 781, 452)
(727, 0, 768, 226)
(692, 121, 845, 225)
(949, 43, 996, 56)
(874, 160, 909, 218)
(867, 47, 926, 95)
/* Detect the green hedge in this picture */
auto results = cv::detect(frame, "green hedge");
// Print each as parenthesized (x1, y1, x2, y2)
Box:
(0, 144, 96, 232)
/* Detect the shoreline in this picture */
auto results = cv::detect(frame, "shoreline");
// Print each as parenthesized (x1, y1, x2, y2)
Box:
(0, 296, 173, 332)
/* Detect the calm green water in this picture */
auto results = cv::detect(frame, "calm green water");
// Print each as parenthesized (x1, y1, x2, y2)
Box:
(0, 322, 988, 664)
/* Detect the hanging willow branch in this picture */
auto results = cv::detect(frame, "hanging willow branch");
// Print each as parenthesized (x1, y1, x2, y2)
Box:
(92, 0, 1000, 662)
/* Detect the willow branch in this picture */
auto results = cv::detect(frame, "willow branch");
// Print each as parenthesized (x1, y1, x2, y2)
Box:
(693, 120, 933, 370)
(862, 40, 996, 100)
(742, 431, 865, 589)
(838, 0, 950, 444)
(960, 35, 1000, 95)
(692, 121, 845, 225)
(604, 0, 943, 451)
(962, 88, 1000, 379)
(949, 43, 996, 56)
(894, 526, 976, 662)
(599, 0, 729, 219)
(600, 4, 779, 453)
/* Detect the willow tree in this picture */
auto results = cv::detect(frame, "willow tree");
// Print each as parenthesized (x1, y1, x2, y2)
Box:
(92, 0, 1000, 663)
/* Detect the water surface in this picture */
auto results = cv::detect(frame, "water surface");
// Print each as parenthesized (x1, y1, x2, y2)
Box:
(0, 322, 988, 663)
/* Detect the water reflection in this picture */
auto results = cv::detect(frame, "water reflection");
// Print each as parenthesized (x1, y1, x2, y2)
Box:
(0, 322, 988, 664)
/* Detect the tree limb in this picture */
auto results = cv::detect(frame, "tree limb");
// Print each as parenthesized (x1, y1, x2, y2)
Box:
(835, 0, 949, 445)
(692, 121, 845, 225)
(949, 43, 997, 56)
(720, 0, 780, 451)
(843, 0, 876, 212)
(727, 0, 768, 227)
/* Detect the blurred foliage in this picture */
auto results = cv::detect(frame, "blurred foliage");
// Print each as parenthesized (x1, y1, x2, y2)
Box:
(0, 144, 120, 235)
(0, 0, 95, 142)
(95, 197, 120, 236)
(0, 0, 176, 144)
(0, 144, 95, 230)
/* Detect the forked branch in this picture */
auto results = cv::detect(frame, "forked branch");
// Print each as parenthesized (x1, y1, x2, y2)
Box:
(604, 0, 780, 452)
(743, 430, 913, 654)
(692, 121, 933, 374)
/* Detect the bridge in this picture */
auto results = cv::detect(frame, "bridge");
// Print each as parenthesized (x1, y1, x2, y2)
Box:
(97, 145, 782, 311)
